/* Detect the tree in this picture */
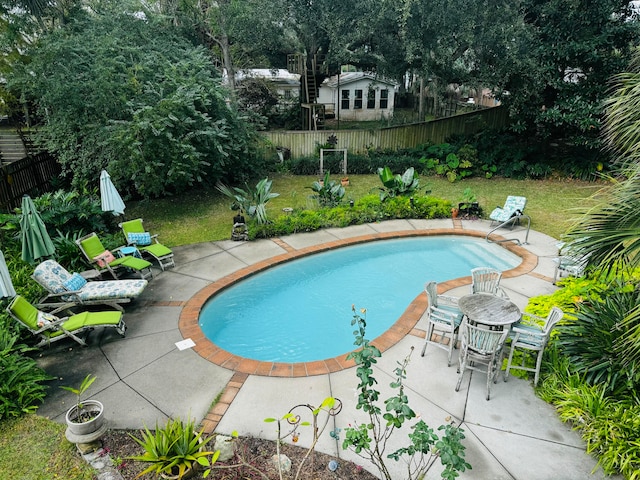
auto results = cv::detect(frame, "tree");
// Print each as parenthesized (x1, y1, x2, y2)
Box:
(488, 0, 640, 171)
(10, 12, 257, 198)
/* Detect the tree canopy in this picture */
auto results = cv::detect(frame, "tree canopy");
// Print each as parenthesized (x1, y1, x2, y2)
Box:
(10, 12, 257, 198)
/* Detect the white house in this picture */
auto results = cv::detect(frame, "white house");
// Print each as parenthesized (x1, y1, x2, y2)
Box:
(234, 69, 301, 107)
(317, 72, 398, 121)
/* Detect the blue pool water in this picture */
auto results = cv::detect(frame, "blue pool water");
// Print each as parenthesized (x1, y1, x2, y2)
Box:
(199, 236, 520, 363)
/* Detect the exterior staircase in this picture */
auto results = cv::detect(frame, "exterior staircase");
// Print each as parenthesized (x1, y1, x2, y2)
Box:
(287, 53, 328, 130)
(0, 128, 27, 163)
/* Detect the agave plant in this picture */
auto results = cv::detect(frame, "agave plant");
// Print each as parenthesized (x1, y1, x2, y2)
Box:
(129, 417, 219, 479)
(216, 177, 279, 225)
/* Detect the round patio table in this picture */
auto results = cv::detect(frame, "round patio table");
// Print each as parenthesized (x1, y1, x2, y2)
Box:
(458, 293, 521, 328)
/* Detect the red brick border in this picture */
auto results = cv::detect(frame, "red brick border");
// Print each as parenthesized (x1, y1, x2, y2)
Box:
(179, 229, 536, 378)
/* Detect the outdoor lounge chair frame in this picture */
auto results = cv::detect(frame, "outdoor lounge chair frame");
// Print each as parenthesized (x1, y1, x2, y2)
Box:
(32, 259, 148, 313)
(119, 218, 175, 271)
(76, 232, 153, 280)
(7, 295, 126, 348)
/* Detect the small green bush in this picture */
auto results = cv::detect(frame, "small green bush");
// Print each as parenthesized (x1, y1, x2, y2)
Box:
(249, 193, 451, 239)
(0, 329, 51, 419)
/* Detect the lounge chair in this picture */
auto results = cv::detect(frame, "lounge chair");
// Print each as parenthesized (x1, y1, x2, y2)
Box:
(33, 259, 147, 312)
(7, 295, 126, 348)
(120, 219, 175, 271)
(76, 232, 153, 280)
(489, 196, 527, 227)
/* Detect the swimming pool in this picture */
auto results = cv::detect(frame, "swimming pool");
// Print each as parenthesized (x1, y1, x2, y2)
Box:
(199, 236, 520, 363)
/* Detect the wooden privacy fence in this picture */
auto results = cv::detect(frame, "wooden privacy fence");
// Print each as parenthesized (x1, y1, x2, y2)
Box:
(0, 152, 60, 211)
(262, 106, 509, 159)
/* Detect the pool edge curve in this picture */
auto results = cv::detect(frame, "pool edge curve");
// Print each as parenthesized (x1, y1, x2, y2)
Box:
(178, 228, 537, 378)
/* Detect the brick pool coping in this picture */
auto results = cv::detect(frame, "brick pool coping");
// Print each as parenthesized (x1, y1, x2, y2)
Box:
(178, 228, 537, 378)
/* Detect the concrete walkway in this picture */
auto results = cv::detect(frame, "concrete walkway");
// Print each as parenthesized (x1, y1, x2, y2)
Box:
(35, 219, 616, 479)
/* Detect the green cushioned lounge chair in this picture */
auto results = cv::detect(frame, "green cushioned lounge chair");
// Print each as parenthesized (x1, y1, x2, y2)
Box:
(7, 295, 126, 348)
(76, 232, 153, 280)
(119, 218, 175, 271)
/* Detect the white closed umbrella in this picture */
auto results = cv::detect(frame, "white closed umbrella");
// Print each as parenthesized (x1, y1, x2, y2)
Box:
(0, 250, 16, 298)
(100, 170, 126, 216)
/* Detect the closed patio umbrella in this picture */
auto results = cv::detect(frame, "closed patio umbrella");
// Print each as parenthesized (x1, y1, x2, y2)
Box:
(100, 170, 125, 216)
(0, 250, 16, 298)
(20, 194, 55, 264)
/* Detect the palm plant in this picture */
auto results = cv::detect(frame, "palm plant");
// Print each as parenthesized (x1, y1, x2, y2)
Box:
(562, 52, 640, 369)
(216, 177, 280, 225)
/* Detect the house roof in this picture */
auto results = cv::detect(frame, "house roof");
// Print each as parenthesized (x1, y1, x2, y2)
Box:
(321, 72, 397, 89)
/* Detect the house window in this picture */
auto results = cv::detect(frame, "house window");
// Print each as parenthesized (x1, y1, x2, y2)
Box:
(283, 90, 292, 100)
(341, 89, 350, 110)
(354, 89, 363, 109)
(367, 89, 376, 109)
(380, 89, 389, 109)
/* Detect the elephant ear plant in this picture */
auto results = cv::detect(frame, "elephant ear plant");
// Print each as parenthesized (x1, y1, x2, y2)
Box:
(376, 166, 421, 202)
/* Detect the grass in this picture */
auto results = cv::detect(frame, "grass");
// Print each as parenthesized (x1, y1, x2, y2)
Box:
(0, 414, 95, 480)
(127, 173, 603, 247)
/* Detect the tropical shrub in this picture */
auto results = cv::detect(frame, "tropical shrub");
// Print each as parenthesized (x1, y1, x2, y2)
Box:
(129, 417, 218, 478)
(558, 286, 640, 398)
(0, 329, 51, 419)
(34, 190, 113, 238)
(308, 171, 345, 207)
(376, 166, 422, 201)
(217, 177, 280, 225)
(419, 142, 475, 182)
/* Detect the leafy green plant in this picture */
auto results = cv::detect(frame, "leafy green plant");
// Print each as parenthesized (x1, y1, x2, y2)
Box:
(558, 286, 640, 397)
(342, 306, 471, 480)
(376, 166, 421, 201)
(60, 374, 97, 421)
(129, 417, 219, 479)
(0, 329, 51, 419)
(419, 143, 474, 182)
(308, 171, 345, 207)
(217, 177, 280, 225)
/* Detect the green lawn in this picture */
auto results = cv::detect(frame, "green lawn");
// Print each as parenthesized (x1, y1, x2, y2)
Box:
(127, 173, 602, 247)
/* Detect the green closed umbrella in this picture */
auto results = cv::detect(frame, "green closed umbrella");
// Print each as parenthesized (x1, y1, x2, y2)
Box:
(20, 195, 55, 264)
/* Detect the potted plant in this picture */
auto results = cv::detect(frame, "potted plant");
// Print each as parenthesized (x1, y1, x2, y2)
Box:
(61, 374, 106, 441)
(458, 188, 480, 217)
(129, 417, 219, 479)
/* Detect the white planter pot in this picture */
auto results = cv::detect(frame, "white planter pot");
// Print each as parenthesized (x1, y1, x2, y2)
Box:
(65, 400, 107, 443)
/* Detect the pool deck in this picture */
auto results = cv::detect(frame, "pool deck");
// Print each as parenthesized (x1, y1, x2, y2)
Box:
(35, 219, 618, 480)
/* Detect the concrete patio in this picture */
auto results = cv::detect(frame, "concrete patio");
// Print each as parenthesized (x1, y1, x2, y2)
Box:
(34, 218, 617, 479)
